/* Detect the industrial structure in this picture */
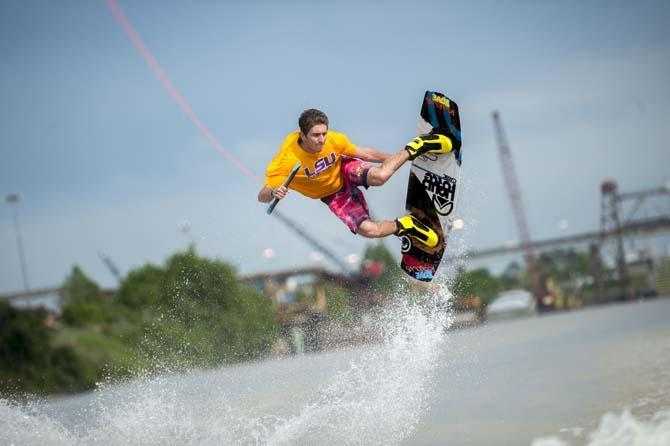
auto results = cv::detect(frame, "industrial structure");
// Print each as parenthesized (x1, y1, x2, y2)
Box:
(486, 111, 669, 307)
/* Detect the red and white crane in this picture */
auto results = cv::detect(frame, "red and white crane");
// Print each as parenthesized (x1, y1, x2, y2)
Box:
(492, 112, 543, 302)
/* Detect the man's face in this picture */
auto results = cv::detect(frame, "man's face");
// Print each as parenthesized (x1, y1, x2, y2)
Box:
(300, 124, 328, 153)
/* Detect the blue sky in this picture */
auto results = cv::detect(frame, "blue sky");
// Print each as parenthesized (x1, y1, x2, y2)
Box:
(1, 0, 669, 293)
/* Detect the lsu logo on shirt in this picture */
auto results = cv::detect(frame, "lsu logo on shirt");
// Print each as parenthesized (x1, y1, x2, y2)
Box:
(304, 153, 336, 178)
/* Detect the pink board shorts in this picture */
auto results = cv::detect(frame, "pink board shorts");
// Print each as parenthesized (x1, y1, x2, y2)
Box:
(321, 157, 372, 233)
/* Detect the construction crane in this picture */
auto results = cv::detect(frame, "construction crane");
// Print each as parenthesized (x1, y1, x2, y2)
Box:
(98, 251, 122, 283)
(272, 209, 352, 273)
(492, 111, 543, 303)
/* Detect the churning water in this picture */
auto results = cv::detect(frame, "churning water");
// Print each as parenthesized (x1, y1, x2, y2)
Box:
(532, 410, 670, 446)
(2, 293, 670, 446)
(1, 285, 453, 445)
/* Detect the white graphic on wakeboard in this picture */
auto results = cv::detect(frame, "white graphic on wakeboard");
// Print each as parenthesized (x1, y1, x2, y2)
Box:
(400, 235, 412, 253)
(413, 165, 457, 217)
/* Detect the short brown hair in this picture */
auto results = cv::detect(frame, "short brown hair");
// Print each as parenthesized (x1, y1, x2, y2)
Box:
(299, 109, 329, 134)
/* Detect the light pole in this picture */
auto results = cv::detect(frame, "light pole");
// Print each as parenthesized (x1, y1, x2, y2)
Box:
(5, 193, 29, 291)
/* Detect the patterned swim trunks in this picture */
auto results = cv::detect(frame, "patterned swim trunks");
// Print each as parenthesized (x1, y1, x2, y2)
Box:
(321, 157, 372, 233)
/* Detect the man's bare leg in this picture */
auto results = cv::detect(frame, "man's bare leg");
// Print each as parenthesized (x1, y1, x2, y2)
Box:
(357, 219, 398, 239)
(365, 133, 454, 187)
(358, 216, 438, 247)
(366, 150, 410, 187)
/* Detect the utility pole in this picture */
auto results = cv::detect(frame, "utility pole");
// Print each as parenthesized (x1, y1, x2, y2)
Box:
(589, 243, 605, 303)
(600, 181, 632, 300)
(5, 194, 29, 291)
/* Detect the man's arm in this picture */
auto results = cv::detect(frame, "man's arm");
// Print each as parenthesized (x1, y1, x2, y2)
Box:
(352, 146, 389, 163)
(258, 186, 274, 203)
(258, 185, 288, 203)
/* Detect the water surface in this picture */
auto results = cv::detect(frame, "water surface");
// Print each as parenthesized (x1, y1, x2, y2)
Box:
(2, 295, 669, 445)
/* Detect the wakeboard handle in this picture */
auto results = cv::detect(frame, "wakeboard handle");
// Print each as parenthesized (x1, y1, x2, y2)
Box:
(266, 162, 301, 215)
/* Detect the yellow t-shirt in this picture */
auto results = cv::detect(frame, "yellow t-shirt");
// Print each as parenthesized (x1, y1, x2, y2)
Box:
(265, 130, 358, 199)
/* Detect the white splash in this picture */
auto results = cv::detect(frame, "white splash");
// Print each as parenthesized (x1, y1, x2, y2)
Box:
(532, 409, 670, 446)
(268, 291, 451, 445)
(0, 399, 71, 446)
(0, 284, 454, 446)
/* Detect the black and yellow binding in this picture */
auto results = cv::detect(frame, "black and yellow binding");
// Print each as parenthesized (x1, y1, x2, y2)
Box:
(395, 214, 439, 248)
(404, 134, 453, 160)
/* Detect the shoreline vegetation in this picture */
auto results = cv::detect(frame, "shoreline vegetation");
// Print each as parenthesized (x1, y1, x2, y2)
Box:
(1, 243, 646, 397)
(1, 247, 278, 397)
(0, 242, 412, 398)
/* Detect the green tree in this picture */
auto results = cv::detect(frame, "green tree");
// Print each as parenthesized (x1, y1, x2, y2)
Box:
(60, 265, 114, 326)
(0, 302, 49, 371)
(362, 241, 404, 295)
(134, 247, 278, 366)
(451, 268, 505, 306)
(324, 284, 352, 323)
(3, 248, 281, 396)
(0, 301, 96, 395)
(538, 249, 591, 281)
(116, 263, 164, 310)
(500, 261, 522, 288)
(60, 265, 103, 304)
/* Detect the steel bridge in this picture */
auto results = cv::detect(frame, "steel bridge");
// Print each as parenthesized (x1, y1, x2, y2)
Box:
(447, 215, 670, 261)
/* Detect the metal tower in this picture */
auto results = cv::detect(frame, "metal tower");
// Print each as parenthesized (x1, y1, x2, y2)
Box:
(599, 181, 670, 300)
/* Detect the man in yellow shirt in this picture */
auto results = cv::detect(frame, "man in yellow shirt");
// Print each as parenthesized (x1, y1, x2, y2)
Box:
(258, 109, 453, 247)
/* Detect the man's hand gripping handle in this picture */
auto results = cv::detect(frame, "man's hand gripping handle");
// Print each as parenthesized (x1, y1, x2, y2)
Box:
(266, 162, 301, 215)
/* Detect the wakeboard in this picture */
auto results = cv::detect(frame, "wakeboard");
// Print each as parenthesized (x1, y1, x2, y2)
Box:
(400, 91, 462, 282)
